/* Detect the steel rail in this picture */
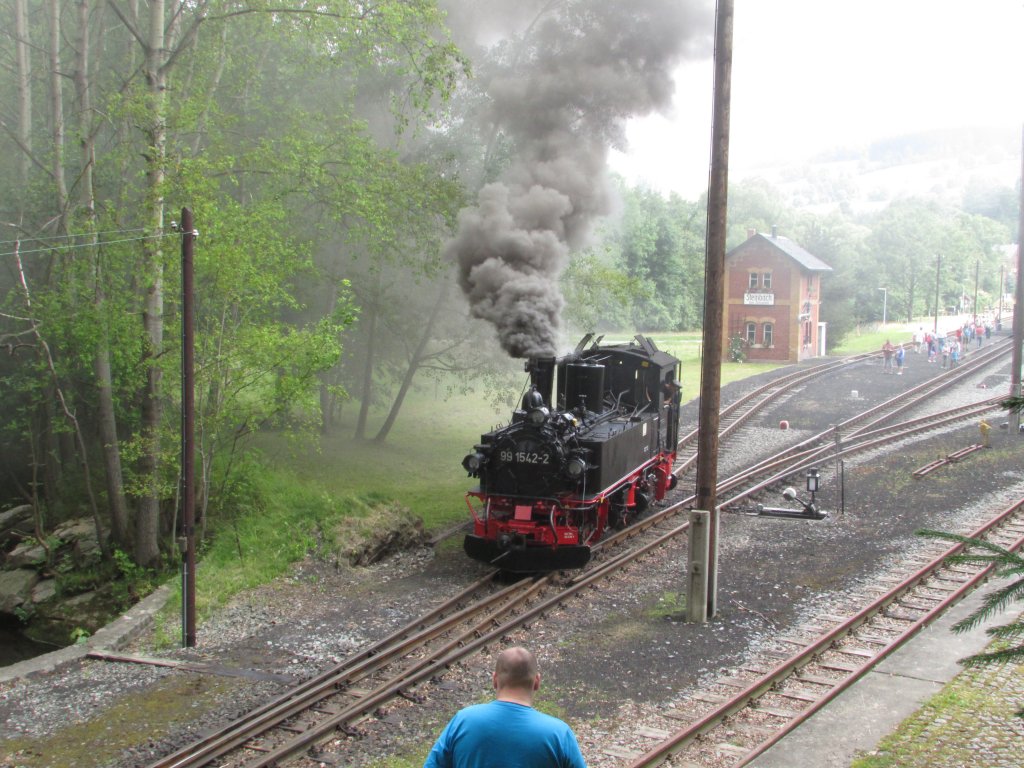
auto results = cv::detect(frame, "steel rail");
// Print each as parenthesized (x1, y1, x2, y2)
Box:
(145, 572, 519, 768)
(626, 495, 1024, 768)
(718, 397, 1004, 512)
(673, 353, 877, 474)
(237, 577, 557, 767)
(590, 392, 1005, 580)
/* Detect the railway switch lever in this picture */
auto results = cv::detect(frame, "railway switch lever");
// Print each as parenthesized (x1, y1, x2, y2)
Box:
(754, 469, 827, 521)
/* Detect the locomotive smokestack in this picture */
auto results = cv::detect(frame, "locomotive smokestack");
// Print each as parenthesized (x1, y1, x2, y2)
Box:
(526, 357, 556, 408)
(445, 0, 712, 358)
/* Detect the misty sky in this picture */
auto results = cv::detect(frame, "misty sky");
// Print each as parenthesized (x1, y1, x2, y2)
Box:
(611, 0, 1023, 198)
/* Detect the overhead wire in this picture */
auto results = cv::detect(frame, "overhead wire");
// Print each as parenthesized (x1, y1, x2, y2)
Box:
(0, 231, 177, 259)
(0, 227, 149, 245)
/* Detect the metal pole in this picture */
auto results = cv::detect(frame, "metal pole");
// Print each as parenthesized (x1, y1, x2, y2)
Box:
(833, 425, 841, 514)
(998, 264, 1004, 328)
(973, 260, 979, 325)
(933, 253, 941, 335)
(693, 0, 733, 621)
(1010, 125, 1024, 433)
(181, 207, 197, 647)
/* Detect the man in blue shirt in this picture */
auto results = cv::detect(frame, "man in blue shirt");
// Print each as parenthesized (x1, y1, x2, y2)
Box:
(423, 646, 587, 768)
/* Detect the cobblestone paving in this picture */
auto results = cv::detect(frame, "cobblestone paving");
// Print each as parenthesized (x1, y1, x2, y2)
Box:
(857, 624, 1024, 767)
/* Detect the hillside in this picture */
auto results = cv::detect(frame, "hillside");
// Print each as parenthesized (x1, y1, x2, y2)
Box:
(742, 125, 1020, 217)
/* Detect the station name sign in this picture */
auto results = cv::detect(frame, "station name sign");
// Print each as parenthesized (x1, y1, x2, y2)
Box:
(744, 292, 775, 306)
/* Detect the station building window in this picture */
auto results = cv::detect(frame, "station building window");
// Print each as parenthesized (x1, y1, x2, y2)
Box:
(745, 322, 757, 345)
(763, 323, 774, 347)
(762, 272, 772, 290)
(748, 272, 759, 290)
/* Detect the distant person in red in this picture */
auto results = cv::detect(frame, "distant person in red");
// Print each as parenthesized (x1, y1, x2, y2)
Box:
(882, 340, 895, 374)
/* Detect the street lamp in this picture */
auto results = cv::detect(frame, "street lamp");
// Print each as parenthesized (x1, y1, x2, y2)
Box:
(878, 287, 887, 326)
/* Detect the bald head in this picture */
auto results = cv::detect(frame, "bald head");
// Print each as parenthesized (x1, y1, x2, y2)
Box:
(493, 646, 540, 701)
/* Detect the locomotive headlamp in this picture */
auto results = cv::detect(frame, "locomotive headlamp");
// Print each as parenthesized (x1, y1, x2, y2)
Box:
(462, 451, 486, 475)
(806, 467, 820, 494)
(527, 406, 550, 426)
(566, 454, 587, 479)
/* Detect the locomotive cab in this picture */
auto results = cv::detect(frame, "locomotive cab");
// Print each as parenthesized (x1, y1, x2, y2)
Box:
(462, 335, 681, 572)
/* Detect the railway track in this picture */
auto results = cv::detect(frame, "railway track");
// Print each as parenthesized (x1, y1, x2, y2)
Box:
(622, 494, 1024, 768)
(580, 386, 1009, 601)
(706, 339, 1012, 509)
(142, 574, 547, 768)
(140, 345, 1015, 768)
(672, 352, 878, 475)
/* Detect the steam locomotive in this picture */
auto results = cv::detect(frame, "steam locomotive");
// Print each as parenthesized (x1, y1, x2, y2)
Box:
(461, 334, 681, 571)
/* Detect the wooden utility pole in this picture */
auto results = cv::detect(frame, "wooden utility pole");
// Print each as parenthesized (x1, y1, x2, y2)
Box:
(691, 0, 733, 621)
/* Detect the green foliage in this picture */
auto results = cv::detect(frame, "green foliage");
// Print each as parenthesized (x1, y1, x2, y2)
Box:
(728, 335, 748, 363)
(51, 548, 161, 614)
(833, 328, 912, 355)
(14, 604, 34, 624)
(1002, 395, 1024, 415)
(70, 627, 91, 645)
(649, 591, 687, 619)
(113, 549, 158, 597)
(153, 454, 349, 630)
(916, 528, 1024, 715)
(606, 183, 706, 331)
(562, 249, 645, 332)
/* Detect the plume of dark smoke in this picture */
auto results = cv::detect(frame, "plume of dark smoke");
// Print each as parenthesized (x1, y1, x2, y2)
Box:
(444, 0, 712, 358)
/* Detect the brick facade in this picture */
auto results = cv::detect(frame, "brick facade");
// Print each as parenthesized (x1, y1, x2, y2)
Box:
(723, 231, 832, 363)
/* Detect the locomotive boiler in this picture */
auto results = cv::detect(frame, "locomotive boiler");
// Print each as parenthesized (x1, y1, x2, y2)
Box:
(461, 334, 681, 571)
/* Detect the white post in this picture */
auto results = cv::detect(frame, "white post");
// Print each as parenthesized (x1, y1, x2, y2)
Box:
(687, 510, 711, 623)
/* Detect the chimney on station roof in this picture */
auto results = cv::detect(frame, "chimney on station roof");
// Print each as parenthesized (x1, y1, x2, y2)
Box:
(771, 224, 778, 238)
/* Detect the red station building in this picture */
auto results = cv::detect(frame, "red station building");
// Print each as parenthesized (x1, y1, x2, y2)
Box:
(723, 228, 833, 363)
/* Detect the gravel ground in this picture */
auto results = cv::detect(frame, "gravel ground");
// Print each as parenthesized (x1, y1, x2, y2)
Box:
(2, 348, 1023, 768)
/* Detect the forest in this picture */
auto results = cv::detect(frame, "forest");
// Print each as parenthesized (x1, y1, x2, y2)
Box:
(0, 0, 1016, 575)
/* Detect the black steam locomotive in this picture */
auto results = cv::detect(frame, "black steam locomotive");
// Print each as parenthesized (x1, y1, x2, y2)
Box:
(461, 334, 681, 571)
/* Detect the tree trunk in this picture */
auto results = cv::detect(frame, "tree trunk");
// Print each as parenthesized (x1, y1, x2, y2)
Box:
(14, 0, 31, 210)
(354, 302, 377, 441)
(38, 396, 61, 512)
(134, 0, 168, 568)
(373, 281, 450, 443)
(72, 0, 131, 550)
(47, 0, 69, 230)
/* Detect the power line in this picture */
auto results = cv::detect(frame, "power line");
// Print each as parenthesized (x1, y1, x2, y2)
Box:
(0, 227, 149, 245)
(0, 232, 176, 259)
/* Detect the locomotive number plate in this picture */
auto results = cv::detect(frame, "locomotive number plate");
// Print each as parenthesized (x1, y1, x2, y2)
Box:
(500, 450, 551, 464)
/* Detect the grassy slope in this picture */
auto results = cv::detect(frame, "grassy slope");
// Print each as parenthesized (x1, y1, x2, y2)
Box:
(255, 332, 784, 532)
